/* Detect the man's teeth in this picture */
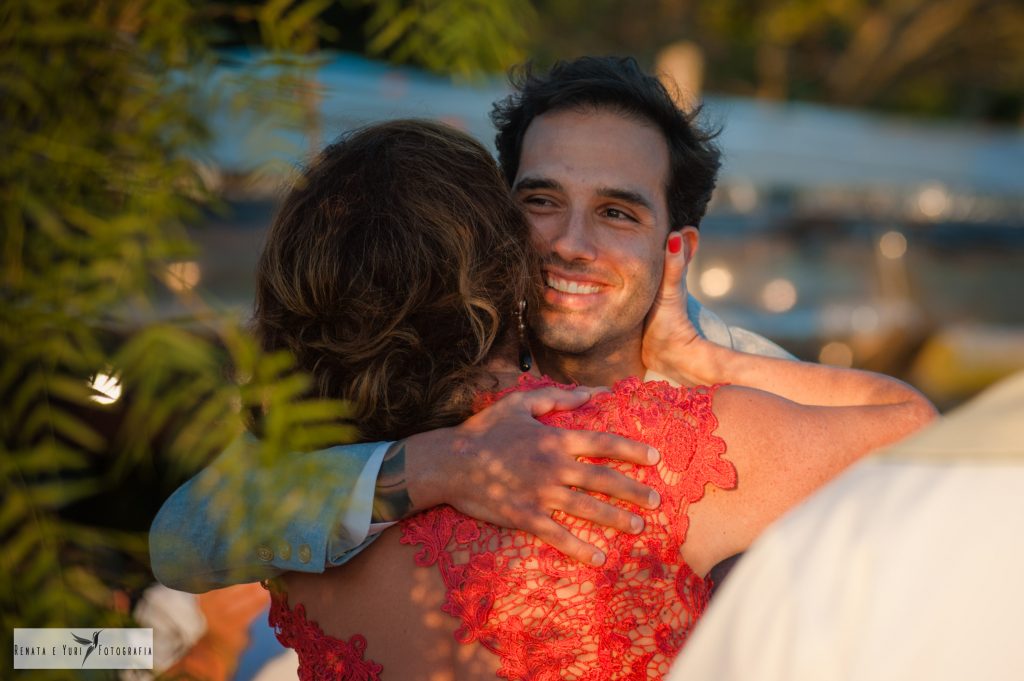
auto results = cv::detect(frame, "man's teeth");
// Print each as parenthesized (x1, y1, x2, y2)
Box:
(546, 276, 600, 294)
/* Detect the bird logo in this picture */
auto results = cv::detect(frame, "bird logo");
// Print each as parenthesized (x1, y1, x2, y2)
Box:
(70, 630, 102, 667)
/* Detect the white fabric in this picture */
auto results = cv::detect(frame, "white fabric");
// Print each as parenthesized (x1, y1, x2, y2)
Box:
(338, 440, 391, 543)
(250, 649, 300, 681)
(129, 584, 206, 676)
(670, 371, 1024, 681)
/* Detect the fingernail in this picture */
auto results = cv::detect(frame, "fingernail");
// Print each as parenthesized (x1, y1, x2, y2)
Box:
(647, 447, 660, 464)
(648, 490, 661, 508)
(668, 233, 682, 254)
(591, 550, 606, 566)
(630, 515, 644, 534)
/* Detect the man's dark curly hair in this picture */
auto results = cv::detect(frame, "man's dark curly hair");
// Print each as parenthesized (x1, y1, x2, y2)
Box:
(491, 56, 722, 229)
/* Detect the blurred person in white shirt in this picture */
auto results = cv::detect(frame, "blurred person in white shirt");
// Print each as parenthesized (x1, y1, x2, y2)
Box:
(670, 370, 1024, 681)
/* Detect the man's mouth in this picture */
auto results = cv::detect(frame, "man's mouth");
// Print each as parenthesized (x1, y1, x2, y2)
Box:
(544, 273, 602, 295)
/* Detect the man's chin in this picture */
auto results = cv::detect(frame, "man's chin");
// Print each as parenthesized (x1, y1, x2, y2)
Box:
(534, 324, 602, 356)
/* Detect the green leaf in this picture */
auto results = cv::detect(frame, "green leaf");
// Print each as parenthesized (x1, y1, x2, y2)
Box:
(22, 404, 106, 452)
(0, 490, 29, 534)
(27, 479, 101, 509)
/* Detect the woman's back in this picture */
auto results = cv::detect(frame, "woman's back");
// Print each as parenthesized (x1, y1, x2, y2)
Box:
(275, 376, 734, 680)
(278, 533, 498, 680)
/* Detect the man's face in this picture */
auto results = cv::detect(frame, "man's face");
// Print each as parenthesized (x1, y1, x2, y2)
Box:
(513, 108, 672, 358)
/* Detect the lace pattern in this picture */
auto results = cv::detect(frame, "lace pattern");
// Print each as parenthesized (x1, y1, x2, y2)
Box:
(269, 590, 383, 681)
(400, 375, 734, 679)
(271, 375, 735, 680)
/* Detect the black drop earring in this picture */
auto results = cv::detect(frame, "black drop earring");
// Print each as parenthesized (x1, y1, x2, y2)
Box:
(516, 299, 532, 372)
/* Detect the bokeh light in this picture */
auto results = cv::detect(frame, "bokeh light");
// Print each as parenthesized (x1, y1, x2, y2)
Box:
(917, 185, 950, 220)
(879, 230, 907, 259)
(699, 266, 734, 298)
(89, 372, 122, 405)
(728, 182, 758, 213)
(163, 260, 202, 292)
(761, 278, 797, 313)
(851, 305, 880, 334)
(819, 341, 854, 367)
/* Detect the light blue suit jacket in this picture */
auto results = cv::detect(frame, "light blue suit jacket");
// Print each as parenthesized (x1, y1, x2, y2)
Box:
(149, 295, 793, 592)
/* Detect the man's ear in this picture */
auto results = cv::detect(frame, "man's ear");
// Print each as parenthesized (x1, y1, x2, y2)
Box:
(677, 226, 699, 265)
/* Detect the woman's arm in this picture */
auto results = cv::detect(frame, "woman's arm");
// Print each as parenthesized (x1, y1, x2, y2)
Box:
(684, 384, 935, 576)
(647, 230, 938, 574)
(658, 336, 932, 410)
(643, 229, 937, 412)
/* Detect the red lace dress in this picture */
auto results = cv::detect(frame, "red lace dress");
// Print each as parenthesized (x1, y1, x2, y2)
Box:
(270, 375, 735, 680)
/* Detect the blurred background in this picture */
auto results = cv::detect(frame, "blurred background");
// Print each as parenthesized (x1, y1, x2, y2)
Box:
(3, 1, 1023, 678)
(182, 0, 1024, 411)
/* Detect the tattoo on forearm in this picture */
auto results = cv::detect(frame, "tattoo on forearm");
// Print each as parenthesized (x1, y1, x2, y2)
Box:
(372, 441, 413, 522)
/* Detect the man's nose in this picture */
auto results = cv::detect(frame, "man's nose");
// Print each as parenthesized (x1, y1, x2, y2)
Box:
(547, 209, 597, 262)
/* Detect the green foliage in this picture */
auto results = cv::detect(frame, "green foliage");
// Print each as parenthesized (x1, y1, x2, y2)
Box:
(530, 0, 1024, 121)
(3, 0, 524, 677)
(349, 0, 537, 77)
(2, 0, 530, 672)
(2, 1, 212, 661)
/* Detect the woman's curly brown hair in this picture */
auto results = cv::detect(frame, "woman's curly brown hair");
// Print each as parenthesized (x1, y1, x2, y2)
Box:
(254, 119, 541, 442)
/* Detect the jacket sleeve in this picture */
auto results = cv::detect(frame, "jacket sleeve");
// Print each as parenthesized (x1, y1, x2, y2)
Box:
(149, 435, 389, 593)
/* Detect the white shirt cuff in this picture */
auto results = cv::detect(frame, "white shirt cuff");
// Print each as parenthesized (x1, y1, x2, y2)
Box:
(336, 440, 391, 548)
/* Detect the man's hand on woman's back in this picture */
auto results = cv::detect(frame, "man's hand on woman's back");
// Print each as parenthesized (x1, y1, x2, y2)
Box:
(397, 386, 662, 567)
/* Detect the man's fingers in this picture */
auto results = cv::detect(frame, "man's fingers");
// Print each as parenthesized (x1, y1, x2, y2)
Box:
(531, 518, 607, 567)
(561, 461, 659, 510)
(575, 385, 612, 397)
(558, 430, 660, 466)
(507, 386, 594, 417)
(553, 487, 645, 535)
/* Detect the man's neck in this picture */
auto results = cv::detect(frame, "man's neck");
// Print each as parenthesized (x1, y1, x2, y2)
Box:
(533, 336, 646, 388)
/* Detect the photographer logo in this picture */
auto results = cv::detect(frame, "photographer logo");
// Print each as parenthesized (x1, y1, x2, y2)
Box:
(13, 628, 153, 670)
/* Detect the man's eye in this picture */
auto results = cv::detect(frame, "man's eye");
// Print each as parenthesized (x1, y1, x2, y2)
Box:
(522, 196, 554, 207)
(604, 208, 635, 221)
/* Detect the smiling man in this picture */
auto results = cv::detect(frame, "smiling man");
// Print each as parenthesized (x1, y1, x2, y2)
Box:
(517, 108, 680, 385)
(491, 58, 732, 392)
(150, 57, 793, 593)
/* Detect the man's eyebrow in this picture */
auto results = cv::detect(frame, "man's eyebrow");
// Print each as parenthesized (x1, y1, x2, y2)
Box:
(597, 187, 655, 213)
(513, 177, 563, 193)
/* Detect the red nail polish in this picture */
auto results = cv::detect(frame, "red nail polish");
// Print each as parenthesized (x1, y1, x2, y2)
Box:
(668, 234, 682, 254)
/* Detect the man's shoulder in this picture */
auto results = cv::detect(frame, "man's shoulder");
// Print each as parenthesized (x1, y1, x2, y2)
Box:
(687, 294, 794, 359)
